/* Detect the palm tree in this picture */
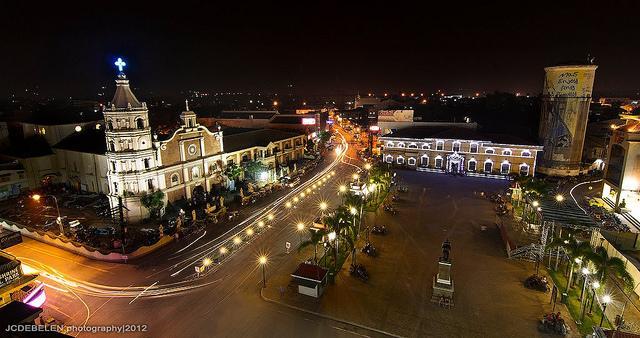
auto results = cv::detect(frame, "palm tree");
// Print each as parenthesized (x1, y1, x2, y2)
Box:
(298, 228, 325, 264)
(548, 237, 592, 292)
(322, 207, 353, 270)
(587, 246, 634, 287)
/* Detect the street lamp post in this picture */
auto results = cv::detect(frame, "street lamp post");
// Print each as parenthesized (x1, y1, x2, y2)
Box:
(296, 222, 305, 244)
(589, 281, 601, 315)
(600, 295, 611, 327)
(259, 255, 267, 288)
(579, 268, 591, 323)
(31, 194, 63, 235)
(328, 231, 337, 269)
(566, 257, 581, 294)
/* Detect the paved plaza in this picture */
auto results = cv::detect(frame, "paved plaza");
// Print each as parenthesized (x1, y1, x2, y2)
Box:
(263, 171, 579, 337)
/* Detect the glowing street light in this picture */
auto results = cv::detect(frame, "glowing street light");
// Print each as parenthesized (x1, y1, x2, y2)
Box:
(300, 192, 306, 198)
(31, 194, 63, 235)
(327, 231, 336, 241)
(285, 202, 292, 208)
(246, 228, 254, 236)
(364, 163, 372, 170)
(267, 214, 274, 221)
(555, 194, 565, 202)
(258, 220, 265, 227)
(203, 257, 212, 267)
(293, 197, 299, 203)
(233, 236, 242, 245)
(339, 185, 347, 193)
(600, 294, 612, 326)
(219, 247, 228, 255)
(532, 200, 539, 207)
(258, 255, 268, 288)
(353, 173, 360, 180)
(319, 202, 328, 211)
(350, 207, 357, 215)
(296, 222, 305, 232)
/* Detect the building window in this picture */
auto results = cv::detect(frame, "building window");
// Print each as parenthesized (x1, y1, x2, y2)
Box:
(111, 161, 116, 172)
(519, 163, 529, 176)
(435, 156, 443, 168)
(420, 155, 429, 166)
(386, 142, 394, 148)
(502, 149, 512, 156)
(500, 161, 511, 174)
(408, 157, 416, 166)
(397, 156, 405, 165)
(385, 155, 393, 163)
(192, 167, 201, 179)
(468, 160, 477, 171)
(484, 160, 493, 173)
(109, 141, 116, 152)
(171, 173, 179, 186)
(485, 148, 495, 154)
(452, 142, 460, 152)
(397, 142, 406, 148)
(113, 182, 118, 193)
(470, 143, 478, 153)
(436, 141, 444, 151)
(136, 118, 144, 129)
(107, 120, 114, 131)
(521, 150, 531, 157)
(408, 143, 418, 149)
(147, 179, 154, 190)
(144, 158, 150, 169)
(422, 143, 430, 150)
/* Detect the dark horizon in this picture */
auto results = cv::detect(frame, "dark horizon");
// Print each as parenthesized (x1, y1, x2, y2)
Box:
(3, 1, 640, 99)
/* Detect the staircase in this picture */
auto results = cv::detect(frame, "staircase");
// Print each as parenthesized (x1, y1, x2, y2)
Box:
(603, 197, 640, 232)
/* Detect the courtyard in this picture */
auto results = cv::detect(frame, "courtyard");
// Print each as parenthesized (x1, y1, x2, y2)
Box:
(263, 170, 578, 337)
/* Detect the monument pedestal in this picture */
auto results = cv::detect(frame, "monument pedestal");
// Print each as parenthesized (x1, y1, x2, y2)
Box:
(431, 260, 454, 307)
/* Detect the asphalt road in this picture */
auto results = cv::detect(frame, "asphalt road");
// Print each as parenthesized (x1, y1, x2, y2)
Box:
(6, 126, 377, 338)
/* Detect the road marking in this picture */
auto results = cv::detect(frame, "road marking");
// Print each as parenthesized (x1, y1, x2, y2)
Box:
(42, 282, 70, 293)
(129, 281, 158, 304)
(47, 304, 73, 319)
(332, 326, 371, 338)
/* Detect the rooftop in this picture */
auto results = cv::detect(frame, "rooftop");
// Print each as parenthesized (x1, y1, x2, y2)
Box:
(3, 100, 102, 126)
(110, 74, 144, 109)
(291, 263, 328, 282)
(270, 114, 314, 125)
(382, 126, 539, 146)
(219, 111, 278, 120)
(54, 126, 107, 155)
(222, 128, 304, 153)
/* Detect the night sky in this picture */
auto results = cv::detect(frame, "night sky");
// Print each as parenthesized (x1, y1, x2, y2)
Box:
(2, 1, 639, 98)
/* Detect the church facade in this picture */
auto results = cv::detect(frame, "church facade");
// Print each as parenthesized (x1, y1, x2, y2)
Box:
(102, 64, 306, 221)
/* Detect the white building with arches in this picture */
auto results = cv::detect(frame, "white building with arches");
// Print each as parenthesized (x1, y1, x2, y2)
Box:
(380, 126, 542, 178)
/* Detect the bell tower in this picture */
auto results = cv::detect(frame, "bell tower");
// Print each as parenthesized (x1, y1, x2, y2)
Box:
(104, 58, 163, 221)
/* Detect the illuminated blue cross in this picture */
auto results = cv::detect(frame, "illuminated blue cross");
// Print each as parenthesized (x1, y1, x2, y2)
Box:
(114, 58, 127, 72)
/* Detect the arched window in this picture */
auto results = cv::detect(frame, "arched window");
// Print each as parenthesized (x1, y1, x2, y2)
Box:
(436, 141, 444, 151)
(408, 157, 416, 166)
(107, 120, 114, 131)
(170, 173, 179, 186)
(484, 160, 493, 173)
(397, 142, 406, 148)
(470, 143, 478, 153)
(452, 141, 460, 152)
(385, 155, 393, 163)
(485, 148, 495, 154)
(408, 143, 418, 149)
(435, 156, 443, 168)
(136, 118, 144, 129)
(500, 161, 511, 174)
(192, 166, 201, 179)
(502, 149, 512, 156)
(420, 155, 429, 166)
(386, 142, 395, 148)
(519, 163, 529, 176)
(422, 143, 430, 150)
(521, 150, 531, 157)
(109, 141, 116, 152)
(144, 158, 150, 169)
(397, 156, 405, 164)
(468, 159, 477, 171)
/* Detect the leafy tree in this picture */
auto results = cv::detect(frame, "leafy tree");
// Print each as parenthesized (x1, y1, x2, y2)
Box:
(141, 190, 165, 219)
(298, 228, 326, 263)
(225, 163, 243, 181)
(588, 246, 633, 288)
(548, 237, 592, 292)
(244, 160, 268, 181)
